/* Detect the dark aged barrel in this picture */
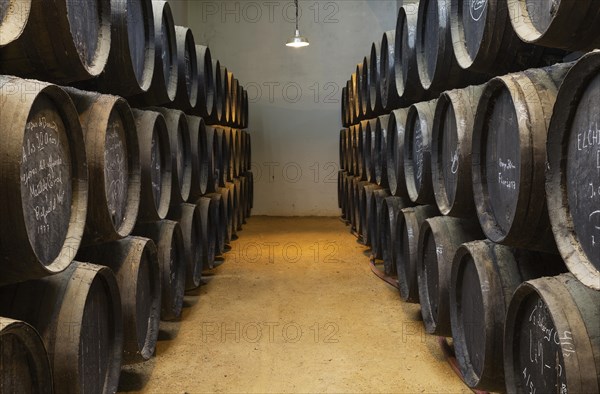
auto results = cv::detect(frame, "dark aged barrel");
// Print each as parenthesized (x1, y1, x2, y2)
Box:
(361, 57, 372, 119)
(396, 205, 439, 303)
(341, 86, 348, 127)
(91, 0, 154, 96)
(375, 115, 389, 187)
(450, 0, 546, 75)
(205, 126, 220, 193)
(380, 30, 400, 111)
(129, 1, 178, 106)
(504, 273, 600, 393)
(0, 262, 123, 393)
(0, 0, 111, 83)
(346, 80, 355, 126)
(472, 63, 572, 253)
(0, 77, 88, 285)
(339, 171, 345, 214)
(206, 192, 226, 256)
(369, 42, 383, 115)
(197, 196, 217, 269)
(339, 128, 347, 171)
(218, 187, 233, 244)
(380, 197, 408, 276)
(356, 121, 368, 181)
(354, 180, 370, 241)
(387, 108, 409, 198)
(134, 220, 185, 321)
(0, 317, 53, 393)
(207, 60, 223, 125)
(223, 127, 235, 182)
(223, 72, 233, 127)
(131, 109, 172, 222)
(0, 0, 31, 47)
(450, 240, 566, 392)
(349, 125, 358, 176)
(355, 63, 366, 121)
(364, 119, 377, 183)
(370, 189, 391, 259)
(395, 4, 426, 104)
(404, 99, 437, 204)
(431, 85, 484, 217)
(361, 184, 382, 246)
(351, 72, 360, 123)
(168, 203, 203, 290)
(234, 178, 244, 231)
(76, 236, 161, 364)
(193, 45, 214, 119)
(65, 89, 141, 245)
(149, 107, 192, 207)
(187, 116, 209, 201)
(226, 181, 239, 239)
(416, 0, 472, 96)
(417, 216, 483, 336)
(345, 175, 356, 229)
(230, 128, 240, 179)
(165, 26, 198, 111)
(229, 77, 239, 127)
(547, 51, 600, 290)
(214, 128, 227, 187)
(246, 170, 254, 217)
(507, 0, 600, 51)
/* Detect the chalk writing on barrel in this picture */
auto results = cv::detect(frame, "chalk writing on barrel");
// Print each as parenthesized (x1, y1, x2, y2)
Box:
(470, 0, 487, 21)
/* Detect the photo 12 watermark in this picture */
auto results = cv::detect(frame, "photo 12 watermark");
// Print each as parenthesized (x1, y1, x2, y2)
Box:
(200, 321, 340, 344)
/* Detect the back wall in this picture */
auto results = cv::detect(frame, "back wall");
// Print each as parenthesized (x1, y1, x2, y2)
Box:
(171, 0, 398, 215)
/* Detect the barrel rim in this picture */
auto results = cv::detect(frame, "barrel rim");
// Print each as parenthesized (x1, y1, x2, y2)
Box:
(546, 50, 600, 290)
(156, 0, 179, 103)
(0, 317, 53, 392)
(195, 44, 214, 118)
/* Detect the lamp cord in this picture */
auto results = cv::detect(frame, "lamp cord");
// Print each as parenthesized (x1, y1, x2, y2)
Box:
(295, 0, 299, 31)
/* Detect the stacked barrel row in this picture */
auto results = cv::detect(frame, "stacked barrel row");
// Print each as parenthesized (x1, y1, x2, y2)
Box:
(0, 0, 254, 392)
(338, 1, 600, 393)
(0, 0, 248, 128)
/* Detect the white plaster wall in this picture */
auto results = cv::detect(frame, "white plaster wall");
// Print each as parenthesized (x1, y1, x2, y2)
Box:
(172, 0, 398, 215)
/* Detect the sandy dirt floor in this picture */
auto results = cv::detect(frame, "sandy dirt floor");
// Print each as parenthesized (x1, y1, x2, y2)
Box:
(119, 216, 470, 393)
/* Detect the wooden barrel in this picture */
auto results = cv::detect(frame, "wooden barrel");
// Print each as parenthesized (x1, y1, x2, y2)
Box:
(346, 80, 355, 126)
(0, 262, 123, 393)
(229, 77, 239, 127)
(218, 187, 233, 244)
(0, 0, 31, 47)
(350, 72, 359, 123)
(76, 236, 161, 364)
(224, 71, 234, 126)
(361, 57, 372, 119)
(380, 196, 409, 276)
(187, 115, 208, 201)
(369, 41, 384, 116)
(197, 196, 217, 269)
(223, 127, 235, 183)
(149, 107, 192, 207)
(0, 317, 53, 393)
(395, 4, 426, 104)
(168, 203, 203, 290)
(354, 180, 370, 241)
(450, 0, 545, 75)
(339, 128, 347, 171)
(355, 63, 366, 121)
(0, 0, 111, 83)
(472, 64, 572, 253)
(338, 170, 345, 215)
(230, 128, 240, 179)
(241, 89, 249, 129)
(214, 127, 231, 187)
(341, 86, 348, 127)
(205, 126, 220, 193)
(375, 115, 389, 187)
(246, 170, 254, 215)
(387, 108, 409, 198)
(134, 220, 185, 321)
(364, 119, 377, 183)
(380, 30, 400, 111)
(226, 181, 239, 239)
(355, 121, 368, 181)
(416, 0, 469, 96)
(194, 45, 214, 118)
(431, 85, 484, 217)
(450, 240, 567, 391)
(236, 85, 243, 129)
(0, 77, 88, 285)
(417, 216, 483, 336)
(205, 192, 226, 256)
(504, 273, 600, 393)
(235, 177, 244, 231)
(164, 26, 198, 111)
(344, 175, 355, 229)
(396, 205, 439, 303)
(90, 0, 154, 96)
(208, 60, 224, 125)
(547, 51, 600, 290)
(404, 99, 437, 204)
(131, 109, 172, 222)
(129, 1, 178, 106)
(507, 0, 600, 51)
(361, 184, 382, 246)
(66, 89, 141, 245)
(370, 189, 391, 259)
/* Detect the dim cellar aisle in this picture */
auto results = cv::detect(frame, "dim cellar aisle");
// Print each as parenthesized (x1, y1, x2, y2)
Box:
(118, 217, 469, 393)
